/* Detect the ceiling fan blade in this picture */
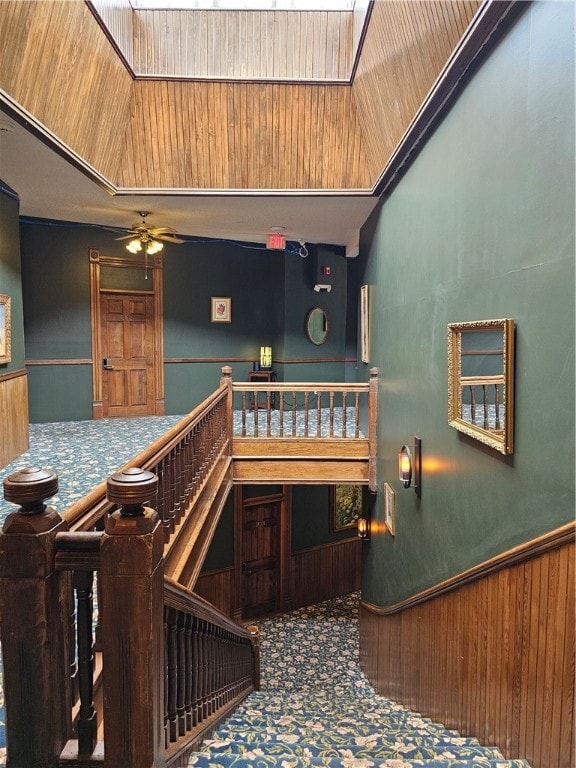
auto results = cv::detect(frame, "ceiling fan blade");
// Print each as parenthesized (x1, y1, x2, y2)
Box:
(115, 233, 138, 240)
(155, 233, 185, 244)
(148, 226, 177, 235)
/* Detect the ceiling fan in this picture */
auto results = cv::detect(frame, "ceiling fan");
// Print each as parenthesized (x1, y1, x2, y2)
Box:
(115, 211, 185, 254)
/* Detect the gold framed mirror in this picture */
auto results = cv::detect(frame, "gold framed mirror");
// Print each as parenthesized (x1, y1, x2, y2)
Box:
(447, 318, 515, 454)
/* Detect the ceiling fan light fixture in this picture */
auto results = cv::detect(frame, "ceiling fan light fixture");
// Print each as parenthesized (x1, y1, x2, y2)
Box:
(146, 239, 163, 255)
(126, 238, 143, 254)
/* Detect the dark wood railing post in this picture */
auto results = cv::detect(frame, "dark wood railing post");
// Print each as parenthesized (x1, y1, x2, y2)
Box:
(100, 467, 164, 768)
(220, 365, 233, 449)
(0, 468, 72, 768)
(368, 367, 379, 492)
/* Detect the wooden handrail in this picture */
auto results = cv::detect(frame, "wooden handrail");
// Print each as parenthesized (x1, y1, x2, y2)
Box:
(0, 367, 378, 766)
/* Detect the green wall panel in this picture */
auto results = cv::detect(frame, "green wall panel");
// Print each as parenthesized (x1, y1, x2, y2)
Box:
(0, 185, 25, 372)
(27, 365, 93, 423)
(359, 1, 575, 606)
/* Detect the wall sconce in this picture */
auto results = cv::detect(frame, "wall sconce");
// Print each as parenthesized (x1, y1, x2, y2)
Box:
(260, 346, 272, 369)
(398, 437, 422, 498)
(357, 516, 370, 540)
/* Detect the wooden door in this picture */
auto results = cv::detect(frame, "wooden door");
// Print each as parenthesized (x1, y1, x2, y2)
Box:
(100, 292, 156, 418)
(241, 498, 281, 618)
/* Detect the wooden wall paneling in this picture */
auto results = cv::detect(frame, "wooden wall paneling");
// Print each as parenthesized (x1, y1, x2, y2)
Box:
(359, 534, 575, 768)
(117, 79, 371, 191)
(351, 0, 481, 180)
(194, 567, 235, 618)
(0, 370, 29, 470)
(290, 538, 361, 610)
(0, 0, 133, 181)
(87, 0, 134, 69)
(130, 9, 353, 81)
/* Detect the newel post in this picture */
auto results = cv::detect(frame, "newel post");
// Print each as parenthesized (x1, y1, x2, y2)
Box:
(220, 365, 234, 447)
(0, 468, 72, 768)
(100, 467, 165, 768)
(368, 367, 378, 493)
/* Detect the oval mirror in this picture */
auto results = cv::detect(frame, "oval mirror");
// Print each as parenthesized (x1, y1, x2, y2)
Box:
(306, 307, 328, 345)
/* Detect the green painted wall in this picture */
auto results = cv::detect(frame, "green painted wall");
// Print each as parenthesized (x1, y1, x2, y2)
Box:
(359, 1, 575, 606)
(0, 184, 25, 373)
(20, 221, 350, 422)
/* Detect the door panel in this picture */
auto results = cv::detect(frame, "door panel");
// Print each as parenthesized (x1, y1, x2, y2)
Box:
(100, 293, 155, 418)
(241, 500, 280, 618)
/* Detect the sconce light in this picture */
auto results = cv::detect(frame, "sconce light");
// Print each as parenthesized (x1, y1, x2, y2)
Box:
(357, 516, 370, 540)
(398, 437, 422, 498)
(260, 346, 272, 369)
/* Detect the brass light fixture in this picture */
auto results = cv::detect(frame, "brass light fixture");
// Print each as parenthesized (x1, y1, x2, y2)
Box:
(398, 437, 422, 497)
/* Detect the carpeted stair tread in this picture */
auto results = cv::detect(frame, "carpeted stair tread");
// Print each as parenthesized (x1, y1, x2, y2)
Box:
(201, 737, 504, 760)
(186, 594, 529, 768)
(189, 755, 530, 768)
(212, 728, 476, 748)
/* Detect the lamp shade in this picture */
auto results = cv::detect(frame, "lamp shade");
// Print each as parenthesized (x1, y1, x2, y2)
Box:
(260, 346, 272, 368)
(398, 445, 412, 488)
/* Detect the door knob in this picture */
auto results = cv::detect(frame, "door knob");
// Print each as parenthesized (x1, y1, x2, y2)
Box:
(102, 357, 114, 370)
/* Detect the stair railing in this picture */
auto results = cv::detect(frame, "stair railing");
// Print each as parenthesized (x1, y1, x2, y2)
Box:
(0, 465, 259, 768)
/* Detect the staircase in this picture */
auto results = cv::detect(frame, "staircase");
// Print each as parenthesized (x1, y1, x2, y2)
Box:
(188, 594, 530, 768)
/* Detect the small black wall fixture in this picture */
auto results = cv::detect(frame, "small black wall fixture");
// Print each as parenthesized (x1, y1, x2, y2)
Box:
(398, 436, 422, 498)
(357, 516, 370, 540)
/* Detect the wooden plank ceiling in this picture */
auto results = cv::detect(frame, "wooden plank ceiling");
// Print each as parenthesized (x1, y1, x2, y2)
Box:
(0, 0, 481, 192)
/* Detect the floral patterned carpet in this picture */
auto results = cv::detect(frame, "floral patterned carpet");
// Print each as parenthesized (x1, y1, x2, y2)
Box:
(189, 594, 530, 768)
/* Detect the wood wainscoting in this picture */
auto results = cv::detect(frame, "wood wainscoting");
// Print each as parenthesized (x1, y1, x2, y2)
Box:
(195, 537, 361, 620)
(291, 538, 362, 610)
(359, 524, 575, 768)
(0, 369, 28, 469)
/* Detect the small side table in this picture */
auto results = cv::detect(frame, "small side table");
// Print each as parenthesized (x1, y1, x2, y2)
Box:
(248, 370, 276, 410)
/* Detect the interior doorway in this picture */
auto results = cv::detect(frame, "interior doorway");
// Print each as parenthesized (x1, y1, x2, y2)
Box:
(99, 292, 156, 418)
(235, 486, 291, 620)
(89, 249, 164, 418)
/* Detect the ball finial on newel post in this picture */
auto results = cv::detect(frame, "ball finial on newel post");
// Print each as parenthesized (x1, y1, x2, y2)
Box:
(105, 467, 159, 534)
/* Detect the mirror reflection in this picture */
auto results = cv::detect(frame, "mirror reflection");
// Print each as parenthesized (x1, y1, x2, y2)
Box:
(306, 307, 328, 345)
(448, 319, 515, 454)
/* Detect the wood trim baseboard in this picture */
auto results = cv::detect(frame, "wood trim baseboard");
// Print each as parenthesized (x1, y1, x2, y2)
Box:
(362, 521, 576, 616)
(26, 359, 93, 366)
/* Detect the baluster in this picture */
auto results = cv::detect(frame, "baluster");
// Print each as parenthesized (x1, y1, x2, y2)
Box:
(74, 569, 97, 756)
(482, 384, 489, 429)
(342, 391, 347, 437)
(168, 449, 177, 534)
(292, 391, 297, 436)
(329, 391, 335, 437)
(192, 423, 201, 495)
(177, 610, 186, 736)
(192, 615, 201, 726)
(166, 606, 178, 742)
(241, 392, 247, 436)
(355, 391, 360, 439)
(317, 392, 322, 436)
(279, 391, 285, 436)
(304, 391, 310, 437)
(266, 392, 272, 436)
(164, 608, 169, 748)
(184, 612, 193, 731)
(469, 385, 476, 424)
(253, 394, 259, 437)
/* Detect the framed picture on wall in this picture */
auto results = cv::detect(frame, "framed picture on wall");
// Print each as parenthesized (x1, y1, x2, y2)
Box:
(384, 482, 395, 535)
(330, 484, 363, 531)
(0, 294, 11, 365)
(360, 284, 370, 363)
(211, 296, 231, 323)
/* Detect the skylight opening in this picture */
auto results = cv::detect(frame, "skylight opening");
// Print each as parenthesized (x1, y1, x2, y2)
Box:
(130, 0, 354, 10)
